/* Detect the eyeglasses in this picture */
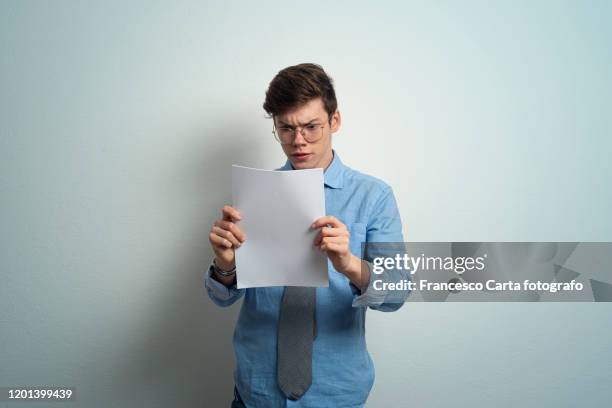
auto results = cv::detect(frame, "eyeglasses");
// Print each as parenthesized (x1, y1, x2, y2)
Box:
(272, 121, 327, 144)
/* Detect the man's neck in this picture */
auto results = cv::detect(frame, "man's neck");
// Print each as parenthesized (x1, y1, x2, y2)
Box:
(321, 150, 334, 172)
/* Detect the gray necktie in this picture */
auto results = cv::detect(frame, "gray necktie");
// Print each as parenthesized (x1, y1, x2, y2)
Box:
(277, 286, 317, 400)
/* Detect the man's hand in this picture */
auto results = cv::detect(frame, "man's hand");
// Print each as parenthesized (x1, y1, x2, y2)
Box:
(209, 205, 246, 272)
(312, 216, 364, 286)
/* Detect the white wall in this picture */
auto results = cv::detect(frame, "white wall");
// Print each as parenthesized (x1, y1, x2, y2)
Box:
(1, 1, 611, 407)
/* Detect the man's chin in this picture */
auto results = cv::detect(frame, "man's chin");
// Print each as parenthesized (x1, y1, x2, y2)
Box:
(290, 159, 314, 170)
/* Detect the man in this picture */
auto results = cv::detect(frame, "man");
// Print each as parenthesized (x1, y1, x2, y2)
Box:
(205, 63, 409, 407)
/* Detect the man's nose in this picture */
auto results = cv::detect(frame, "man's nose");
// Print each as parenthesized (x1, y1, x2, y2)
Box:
(291, 129, 307, 145)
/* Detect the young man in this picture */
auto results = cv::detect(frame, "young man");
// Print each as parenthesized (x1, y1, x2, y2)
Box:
(205, 63, 408, 407)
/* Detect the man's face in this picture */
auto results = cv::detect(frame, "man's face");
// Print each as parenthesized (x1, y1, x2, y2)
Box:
(275, 97, 341, 170)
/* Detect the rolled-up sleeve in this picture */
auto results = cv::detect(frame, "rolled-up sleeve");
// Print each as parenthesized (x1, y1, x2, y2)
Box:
(204, 262, 245, 307)
(350, 261, 387, 308)
(351, 186, 410, 311)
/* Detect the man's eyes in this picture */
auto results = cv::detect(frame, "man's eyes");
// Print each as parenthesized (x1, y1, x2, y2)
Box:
(279, 124, 319, 131)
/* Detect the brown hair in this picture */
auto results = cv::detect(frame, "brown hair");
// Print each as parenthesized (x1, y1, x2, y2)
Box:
(263, 63, 337, 123)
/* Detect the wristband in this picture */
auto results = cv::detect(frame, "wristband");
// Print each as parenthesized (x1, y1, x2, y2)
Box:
(213, 259, 236, 277)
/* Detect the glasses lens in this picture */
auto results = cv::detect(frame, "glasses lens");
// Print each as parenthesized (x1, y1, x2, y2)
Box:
(303, 125, 321, 142)
(279, 128, 293, 143)
(275, 124, 324, 144)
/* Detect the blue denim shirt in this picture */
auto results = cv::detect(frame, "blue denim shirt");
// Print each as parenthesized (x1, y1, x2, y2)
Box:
(205, 150, 409, 407)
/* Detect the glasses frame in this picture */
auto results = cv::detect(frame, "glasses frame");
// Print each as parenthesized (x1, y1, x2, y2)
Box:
(272, 120, 328, 145)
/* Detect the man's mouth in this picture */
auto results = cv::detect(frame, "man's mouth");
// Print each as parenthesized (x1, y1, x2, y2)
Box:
(292, 153, 312, 160)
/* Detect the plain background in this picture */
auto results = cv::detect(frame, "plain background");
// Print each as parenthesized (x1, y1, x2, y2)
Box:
(1, 1, 611, 407)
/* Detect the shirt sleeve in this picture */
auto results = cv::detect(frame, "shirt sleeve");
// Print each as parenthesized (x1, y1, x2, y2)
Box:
(204, 261, 245, 307)
(350, 260, 388, 308)
(351, 185, 410, 311)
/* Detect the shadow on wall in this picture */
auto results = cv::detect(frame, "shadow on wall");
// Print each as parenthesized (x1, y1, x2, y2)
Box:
(94, 116, 266, 408)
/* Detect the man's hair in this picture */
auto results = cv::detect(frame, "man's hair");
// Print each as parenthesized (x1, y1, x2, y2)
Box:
(263, 63, 337, 123)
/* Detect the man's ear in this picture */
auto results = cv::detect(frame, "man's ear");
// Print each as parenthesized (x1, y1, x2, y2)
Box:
(330, 110, 341, 133)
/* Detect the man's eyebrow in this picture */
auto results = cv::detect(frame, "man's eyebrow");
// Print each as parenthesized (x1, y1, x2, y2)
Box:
(276, 118, 320, 126)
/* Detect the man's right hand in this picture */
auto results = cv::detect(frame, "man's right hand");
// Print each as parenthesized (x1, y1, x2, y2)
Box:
(209, 205, 246, 271)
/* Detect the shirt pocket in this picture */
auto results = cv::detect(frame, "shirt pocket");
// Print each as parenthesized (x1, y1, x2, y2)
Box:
(347, 222, 367, 259)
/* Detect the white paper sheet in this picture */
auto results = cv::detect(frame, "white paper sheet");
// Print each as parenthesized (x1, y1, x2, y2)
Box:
(232, 165, 329, 288)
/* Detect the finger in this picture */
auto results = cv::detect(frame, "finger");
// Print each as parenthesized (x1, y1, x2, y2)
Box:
(212, 226, 241, 247)
(319, 226, 348, 237)
(322, 236, 349, 245)
(314, 228, 346, 246)
(209, 232, 233, 249)
(214, 220, 246, 242)
(222, 205, 242, 222)
(311, 215, 343, 229)
(314, 231, 322, 246)
(320, 236, 348, 251)
(320, 241, 343, 253)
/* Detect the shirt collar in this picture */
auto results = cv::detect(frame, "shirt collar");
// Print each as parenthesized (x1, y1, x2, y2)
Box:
(279, 149, 345, 189)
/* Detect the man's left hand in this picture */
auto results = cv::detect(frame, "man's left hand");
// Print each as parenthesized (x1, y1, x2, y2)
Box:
(312, 216, 357, 275)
